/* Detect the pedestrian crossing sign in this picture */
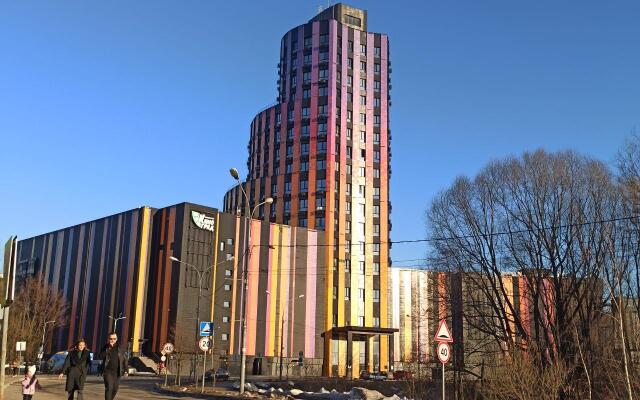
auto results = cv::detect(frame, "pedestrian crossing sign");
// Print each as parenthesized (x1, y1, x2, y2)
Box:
(200, 321, 213, 337)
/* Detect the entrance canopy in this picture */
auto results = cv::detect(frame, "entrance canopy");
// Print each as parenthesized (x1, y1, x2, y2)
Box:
(323, 326, 399, 378)
(326, 326, 398, 336)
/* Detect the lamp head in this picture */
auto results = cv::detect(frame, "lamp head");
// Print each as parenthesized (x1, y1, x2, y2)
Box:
(229, 168, 240, 180)
(170, 256, 180, 262)
(265, 197, 274, 204)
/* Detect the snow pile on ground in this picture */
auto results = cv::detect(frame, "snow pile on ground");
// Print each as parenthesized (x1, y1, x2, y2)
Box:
(241, 382, 411, 400)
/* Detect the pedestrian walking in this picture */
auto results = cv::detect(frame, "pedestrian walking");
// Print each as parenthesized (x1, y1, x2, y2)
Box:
(21, 365, 40, 400)
(11, 359, 20, 377)
(59, 339, 91, 400)
(99, 332, 127, 400)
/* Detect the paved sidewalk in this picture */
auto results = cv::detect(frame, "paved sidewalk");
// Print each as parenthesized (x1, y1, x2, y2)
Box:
(2, 375, 199, 400)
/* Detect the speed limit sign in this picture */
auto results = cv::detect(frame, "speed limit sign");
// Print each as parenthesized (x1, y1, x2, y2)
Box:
(162, 343, 174, 354)
(437, 342, 451, 364)
(199, 337, 212, 351)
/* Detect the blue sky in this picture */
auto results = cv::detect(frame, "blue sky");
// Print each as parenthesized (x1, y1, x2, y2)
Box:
(1, 0, 639, 267)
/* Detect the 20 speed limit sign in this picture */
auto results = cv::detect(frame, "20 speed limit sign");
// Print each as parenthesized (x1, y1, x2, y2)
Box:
(437, 342, 451, 364)
(199, 337, 212, 351)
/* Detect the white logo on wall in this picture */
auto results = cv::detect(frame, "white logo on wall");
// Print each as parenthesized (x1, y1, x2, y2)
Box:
(191, 211, 215, 232)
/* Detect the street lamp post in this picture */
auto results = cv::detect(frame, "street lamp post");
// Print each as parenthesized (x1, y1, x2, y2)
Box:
(38, 320, 55, 371)
(108, 313, 126, 333)
(169, 256, 234, 388)
(266, 291, 304, 381)
(230, 167, 273, 394)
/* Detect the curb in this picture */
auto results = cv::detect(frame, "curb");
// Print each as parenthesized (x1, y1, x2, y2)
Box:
(153, 383, 242, 399)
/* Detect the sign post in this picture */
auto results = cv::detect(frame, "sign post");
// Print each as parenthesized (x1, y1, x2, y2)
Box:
(16, 341, 26, 369)
(199, 337, 212, 394)
(161, 354, 168, 386)
(1, 237, 18, 396)
(161, 343, 173, 387)
(199, 322, 213, 393)
(434, 320, 453, 400)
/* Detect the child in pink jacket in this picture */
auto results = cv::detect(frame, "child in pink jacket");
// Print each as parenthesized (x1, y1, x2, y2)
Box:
(21, 365, 39, 400)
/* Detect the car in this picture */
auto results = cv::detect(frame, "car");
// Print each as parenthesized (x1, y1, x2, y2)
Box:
(393, 370, 413, 380)
(369, 371, 388, 381)
(359, 370, 388, 380)
(47, 351, 101, 374)
(205, 367, 230, 381)
(46, 352, 68, 373)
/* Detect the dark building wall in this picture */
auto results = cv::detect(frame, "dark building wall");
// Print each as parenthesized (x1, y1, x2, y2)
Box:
(144, 202, 219, 354)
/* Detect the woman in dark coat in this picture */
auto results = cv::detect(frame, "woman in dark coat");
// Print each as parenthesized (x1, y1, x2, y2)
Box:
(59, 339, 91, 400)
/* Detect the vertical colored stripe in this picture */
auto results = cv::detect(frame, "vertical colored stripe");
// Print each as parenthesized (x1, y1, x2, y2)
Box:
(305, 231, 317, 358)
(403, 271, 412, 360)
(80, 224, 94, 339)
(245, 220, 261, 355)
(68, 225, 85, 349)
(229, 215, 241, 355)
(132, 207, 151, 353)
(210, 212, 221, 322)
(279, 226, 291, 356)
(391, 268, 400, 361)
(266, 224, 279, 356)
(288, 227, 296, 357)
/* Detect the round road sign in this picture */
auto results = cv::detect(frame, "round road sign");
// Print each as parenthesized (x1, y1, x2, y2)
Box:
(162, 343, 174, 354)
(437, 342, 451, 364)
(199, 337, 212, 352)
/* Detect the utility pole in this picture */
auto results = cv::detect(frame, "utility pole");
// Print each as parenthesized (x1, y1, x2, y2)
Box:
(108, 313, 126, 333)
(170, 256, 234, 388)
(268, 291, 304, 381)
(1, 236, 18, 398)
(39, 320, 55, 371)
(230, 167, 273, 394)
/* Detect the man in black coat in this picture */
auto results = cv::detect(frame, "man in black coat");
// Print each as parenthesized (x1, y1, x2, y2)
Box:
(59, 339, 91, 400)
(98, 332, 127, 400)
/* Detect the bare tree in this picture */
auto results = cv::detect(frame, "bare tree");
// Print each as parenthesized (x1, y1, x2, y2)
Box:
(616, 134, 640, 323)
(480, 348, 569, 400)
(426, 150, 615, 394)
(7, 277, 67, 363)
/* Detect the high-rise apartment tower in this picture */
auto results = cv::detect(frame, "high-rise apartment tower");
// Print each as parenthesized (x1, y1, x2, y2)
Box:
(224, 3, 393, 377)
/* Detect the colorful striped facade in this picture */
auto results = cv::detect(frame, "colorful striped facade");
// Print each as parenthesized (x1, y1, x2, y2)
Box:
(216, 214, 327, 372)
(15, 203, 327, 370)
(16, 207, 152, 354)
(223, 3, 392, 376)
(390, 269, 544, 375)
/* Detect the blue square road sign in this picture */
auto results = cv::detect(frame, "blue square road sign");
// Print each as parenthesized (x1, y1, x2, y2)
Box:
(200, 321, 213, 337)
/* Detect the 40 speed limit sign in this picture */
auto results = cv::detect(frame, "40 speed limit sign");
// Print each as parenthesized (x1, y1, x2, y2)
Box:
(437, 342, 451, 364)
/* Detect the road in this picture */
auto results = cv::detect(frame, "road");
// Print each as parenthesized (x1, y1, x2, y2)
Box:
(3, 375, 206, 399)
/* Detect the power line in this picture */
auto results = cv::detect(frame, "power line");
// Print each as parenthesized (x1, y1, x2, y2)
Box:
(246, 215, 640, 249)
